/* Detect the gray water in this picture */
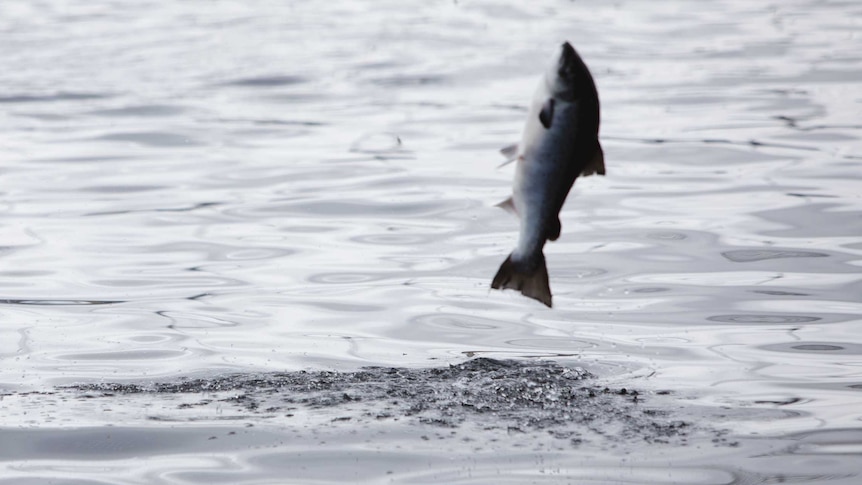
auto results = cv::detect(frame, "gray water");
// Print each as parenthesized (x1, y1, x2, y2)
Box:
(1, 0, 861, 483)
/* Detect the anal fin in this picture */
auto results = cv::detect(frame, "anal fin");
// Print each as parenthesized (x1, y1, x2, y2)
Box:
(548, 217, 561, 241)
(495, 196, 517, 215)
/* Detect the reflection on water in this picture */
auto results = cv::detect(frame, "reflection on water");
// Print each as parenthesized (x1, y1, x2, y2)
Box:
(1, 0, 861, 483)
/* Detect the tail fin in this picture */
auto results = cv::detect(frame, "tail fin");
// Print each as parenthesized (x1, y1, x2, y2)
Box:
(491, 253, 552, 307)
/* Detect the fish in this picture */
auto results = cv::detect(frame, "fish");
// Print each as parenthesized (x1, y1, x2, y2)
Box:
(491, 42, 605, 307)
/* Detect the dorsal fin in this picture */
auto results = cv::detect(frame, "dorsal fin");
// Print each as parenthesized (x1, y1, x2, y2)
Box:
(580, 144, 605, 177)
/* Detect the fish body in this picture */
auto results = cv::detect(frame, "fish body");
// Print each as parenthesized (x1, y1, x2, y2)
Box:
(491, 42, 605, 307)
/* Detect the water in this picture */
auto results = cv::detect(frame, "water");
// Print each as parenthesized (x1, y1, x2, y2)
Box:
(1, 0, 861, 482)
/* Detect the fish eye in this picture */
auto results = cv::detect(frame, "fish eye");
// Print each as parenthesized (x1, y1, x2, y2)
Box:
(558, 66, 576, 81)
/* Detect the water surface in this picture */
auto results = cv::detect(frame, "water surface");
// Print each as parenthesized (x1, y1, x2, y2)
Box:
(1, 0, 861, 483)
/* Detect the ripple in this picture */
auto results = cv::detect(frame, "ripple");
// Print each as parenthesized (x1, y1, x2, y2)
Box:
(722, 249, 829, 262)
(554, 267, 607, 279)
(752, 290, 810, 296)
(368, 74, 447, 86)
(631, 287, 670, 293)
(411, 313, 502, 331)
(0, 298, 123, 306)
(87, 104, 188, 117)
(756, 204, 862, 238)
(794, 344, 844, 351)
(85, 201, 222, 217)
(301, 301, 384, 312)
(646, 232, 688, 241)
(159, 311, 240, 329)
(307, 273, 385, 284)
(351, 233, 435, 246)
(790, 428, 862, 456)
(761, 342, 862, 355)
(505, 338, 598, 350)
(128, 334, 175, 343)
(30, 155, 141, 164)
(0, 426, 286, 461)
(707, 314, 822, 324)
(349, 132, 405, 154)
(212, 117, 325, 127)
(282, 199, 473, 218)
(80, 185, 165, 194)
(127, 242, 294, 262)
(0, 92, 112, 103)
(90, 274, 247, 290)
(93, 132, 201, 147)
(56, 349, 187, 361)
(258, 92, 327, 104)
(219, 75, 307, 87)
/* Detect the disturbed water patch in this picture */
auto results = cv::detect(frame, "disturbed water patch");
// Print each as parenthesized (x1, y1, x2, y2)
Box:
(64, 358, 720, 447)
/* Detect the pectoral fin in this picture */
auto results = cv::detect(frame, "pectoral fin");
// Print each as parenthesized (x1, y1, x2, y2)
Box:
(538, 98, 555, 129)
(500, 144, 518, 159)
(580, 144, 606, 177)
(498, 143, 519, 168)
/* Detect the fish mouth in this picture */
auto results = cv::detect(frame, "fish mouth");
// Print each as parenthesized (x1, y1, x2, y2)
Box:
(549, 42, 584, 101)
(561, 42, 576, 62)
(556, 41, 581, 90)
(559, 42, 578, 73)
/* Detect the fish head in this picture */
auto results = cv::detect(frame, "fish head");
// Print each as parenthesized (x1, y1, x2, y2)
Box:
(547, 42, 589, 102)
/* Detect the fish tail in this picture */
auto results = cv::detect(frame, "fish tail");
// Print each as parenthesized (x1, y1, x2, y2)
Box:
(491, 253, 552, 307)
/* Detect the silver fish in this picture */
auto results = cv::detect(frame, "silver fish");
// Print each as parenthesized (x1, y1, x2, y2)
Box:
(491, 42, 605, 307)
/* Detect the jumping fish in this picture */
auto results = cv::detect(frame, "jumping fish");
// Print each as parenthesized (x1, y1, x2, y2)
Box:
(491, 42, 605, 307)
